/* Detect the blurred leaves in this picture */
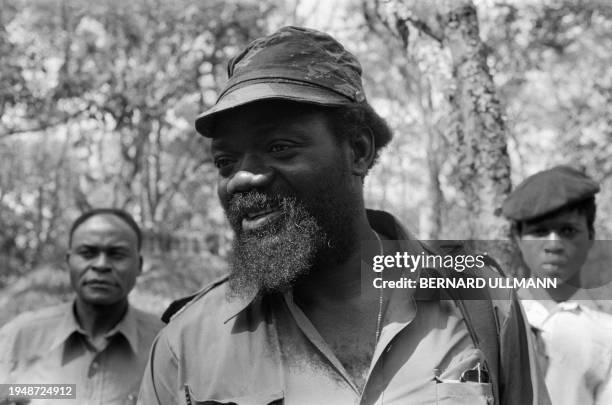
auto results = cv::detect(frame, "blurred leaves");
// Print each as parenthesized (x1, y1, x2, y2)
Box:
(0, 0, 273, 284)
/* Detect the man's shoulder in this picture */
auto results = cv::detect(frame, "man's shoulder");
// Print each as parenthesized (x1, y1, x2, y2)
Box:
(0, 302, 70, 337)
(154, 276, 241, 360)
(129, 304, 165, 334)
(576, 305, 612, 338)
(0, 302, 72, 361)
(161, 275, 232, 331)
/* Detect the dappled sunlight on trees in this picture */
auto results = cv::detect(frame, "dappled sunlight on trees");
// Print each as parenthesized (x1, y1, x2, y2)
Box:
(1, 0, 274, 289)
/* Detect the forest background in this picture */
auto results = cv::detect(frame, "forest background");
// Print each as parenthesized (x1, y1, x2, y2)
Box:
(1, 0, 611, 325)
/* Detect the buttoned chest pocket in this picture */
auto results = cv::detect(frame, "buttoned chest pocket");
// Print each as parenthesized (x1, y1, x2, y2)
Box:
(122, 392, 138, 404)
(435, 382, 493, 405)
(185, 386, 284, 405)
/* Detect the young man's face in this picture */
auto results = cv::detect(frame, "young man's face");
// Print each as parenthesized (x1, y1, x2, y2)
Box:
(516, 209, 593, 284)
(211, 100, 363, 295)
(67, 214, 142, 306)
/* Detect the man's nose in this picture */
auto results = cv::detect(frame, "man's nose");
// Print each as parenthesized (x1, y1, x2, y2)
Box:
(226, 155, 273, 194)
(226, 170, 273, 194)
(91, 253, 112, 271)
(543, 231, 564, 253)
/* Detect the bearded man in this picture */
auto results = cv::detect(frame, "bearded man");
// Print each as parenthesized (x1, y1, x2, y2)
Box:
(138, 26, 549, 405)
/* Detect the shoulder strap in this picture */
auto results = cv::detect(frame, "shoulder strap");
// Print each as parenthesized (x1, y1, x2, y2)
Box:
(454, 291, 500, 405)
(161, 275, 230, 323)
(423, 241, 501, 405)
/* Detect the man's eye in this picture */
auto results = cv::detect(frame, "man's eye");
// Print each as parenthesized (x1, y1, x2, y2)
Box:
(214, 157, 234, 169)
(560, 227, 578, 237)
(108, 250, 129, 260)
(269, 143, 292, 153)
(529, 228, 549, 237)
(77, 249, 98, 259)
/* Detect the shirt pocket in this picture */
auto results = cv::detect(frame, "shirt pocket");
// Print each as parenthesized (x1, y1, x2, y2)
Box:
(185, 386, 284, 405)
(123, 392, 138, 404)
(435, 381, 493, 405)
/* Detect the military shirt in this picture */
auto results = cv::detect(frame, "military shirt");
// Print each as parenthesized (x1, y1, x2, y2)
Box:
(522, 299, 612, 405)
(0, 301, 163, 405)
(139, 210, 546, 405)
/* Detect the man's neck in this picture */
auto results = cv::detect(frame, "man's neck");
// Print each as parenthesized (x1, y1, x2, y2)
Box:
(547, 282, 579, 303)
(290, 214, 388, 393)
(74, 298, 128, 339)
(528, 282, 579, 303)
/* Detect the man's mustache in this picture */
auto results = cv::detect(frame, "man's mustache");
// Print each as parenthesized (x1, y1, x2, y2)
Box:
(227, 191, 289, 222)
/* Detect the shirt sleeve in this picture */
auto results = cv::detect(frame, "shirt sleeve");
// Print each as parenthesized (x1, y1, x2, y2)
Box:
(0, 322, 17, 383)
(499, 295, 552, 405)
(0, 323, 17, 403)
(137, 331, 181, 405)
(595, 358, 612, 405)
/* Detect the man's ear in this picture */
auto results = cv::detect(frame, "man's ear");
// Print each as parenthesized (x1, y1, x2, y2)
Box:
(137, 255, 143, 276)
(586, 233, 595, 256)
(349, 128, 376, 177)
(509, 222, 522, 244)
(511, 231, 520, 246)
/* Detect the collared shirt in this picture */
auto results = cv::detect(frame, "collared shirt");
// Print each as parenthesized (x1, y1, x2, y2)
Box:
(522, 299, 612, 405)
(139, 210, 545, 405)
(139, 282, 484, 405)
(0, 301, 163, 405)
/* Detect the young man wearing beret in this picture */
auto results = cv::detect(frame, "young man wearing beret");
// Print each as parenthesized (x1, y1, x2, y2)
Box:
(138, 26, 549, 405)
(503, 165, 612, 405)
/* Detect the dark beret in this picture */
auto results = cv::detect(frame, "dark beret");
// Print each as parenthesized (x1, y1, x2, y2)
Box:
(502, 165, 600, 221)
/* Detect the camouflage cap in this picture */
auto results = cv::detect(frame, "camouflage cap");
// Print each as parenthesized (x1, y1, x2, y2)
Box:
(502, 165, 600, 221)
(195, 26, 366, 137)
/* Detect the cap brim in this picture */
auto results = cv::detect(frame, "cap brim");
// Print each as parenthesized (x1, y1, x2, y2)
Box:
(195, 82, 352, 137)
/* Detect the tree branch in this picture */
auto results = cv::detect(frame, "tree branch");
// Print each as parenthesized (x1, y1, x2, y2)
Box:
(0, 108, 89, 139)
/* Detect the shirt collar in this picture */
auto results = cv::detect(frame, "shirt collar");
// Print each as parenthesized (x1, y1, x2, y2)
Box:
(106, 304, 141, 355)
(557, 301, 581, 312)
(367, 209, 440, 301)
(49, 300, 141, 355)
(223, 288, 261, 323)
(521, 298, 583, 330)
(49, 302, 84, 352)
(223, 209, 433, 322)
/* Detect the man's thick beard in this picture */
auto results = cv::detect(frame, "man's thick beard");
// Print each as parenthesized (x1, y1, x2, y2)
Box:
(226, 190, 358, 299)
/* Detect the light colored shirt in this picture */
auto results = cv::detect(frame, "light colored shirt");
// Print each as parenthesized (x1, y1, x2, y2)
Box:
(139, 277, 488, 405)
(0, 301, 163, 405)
(139, 210, 545, 405)
(522, 299, 612, 405)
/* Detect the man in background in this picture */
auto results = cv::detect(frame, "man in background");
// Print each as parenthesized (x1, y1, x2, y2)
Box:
(504, 165, 612, 405)
(0, 208, 163, 404)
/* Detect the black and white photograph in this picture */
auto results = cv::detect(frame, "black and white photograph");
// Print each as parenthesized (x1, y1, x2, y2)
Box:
(1, 0, 611, 404)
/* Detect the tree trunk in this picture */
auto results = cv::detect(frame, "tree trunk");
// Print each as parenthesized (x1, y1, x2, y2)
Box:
(443, 1, 511, 240)
(370, 0, 520, 272)
(419, 75, 444, 240)
(441, 1, 521, 273)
